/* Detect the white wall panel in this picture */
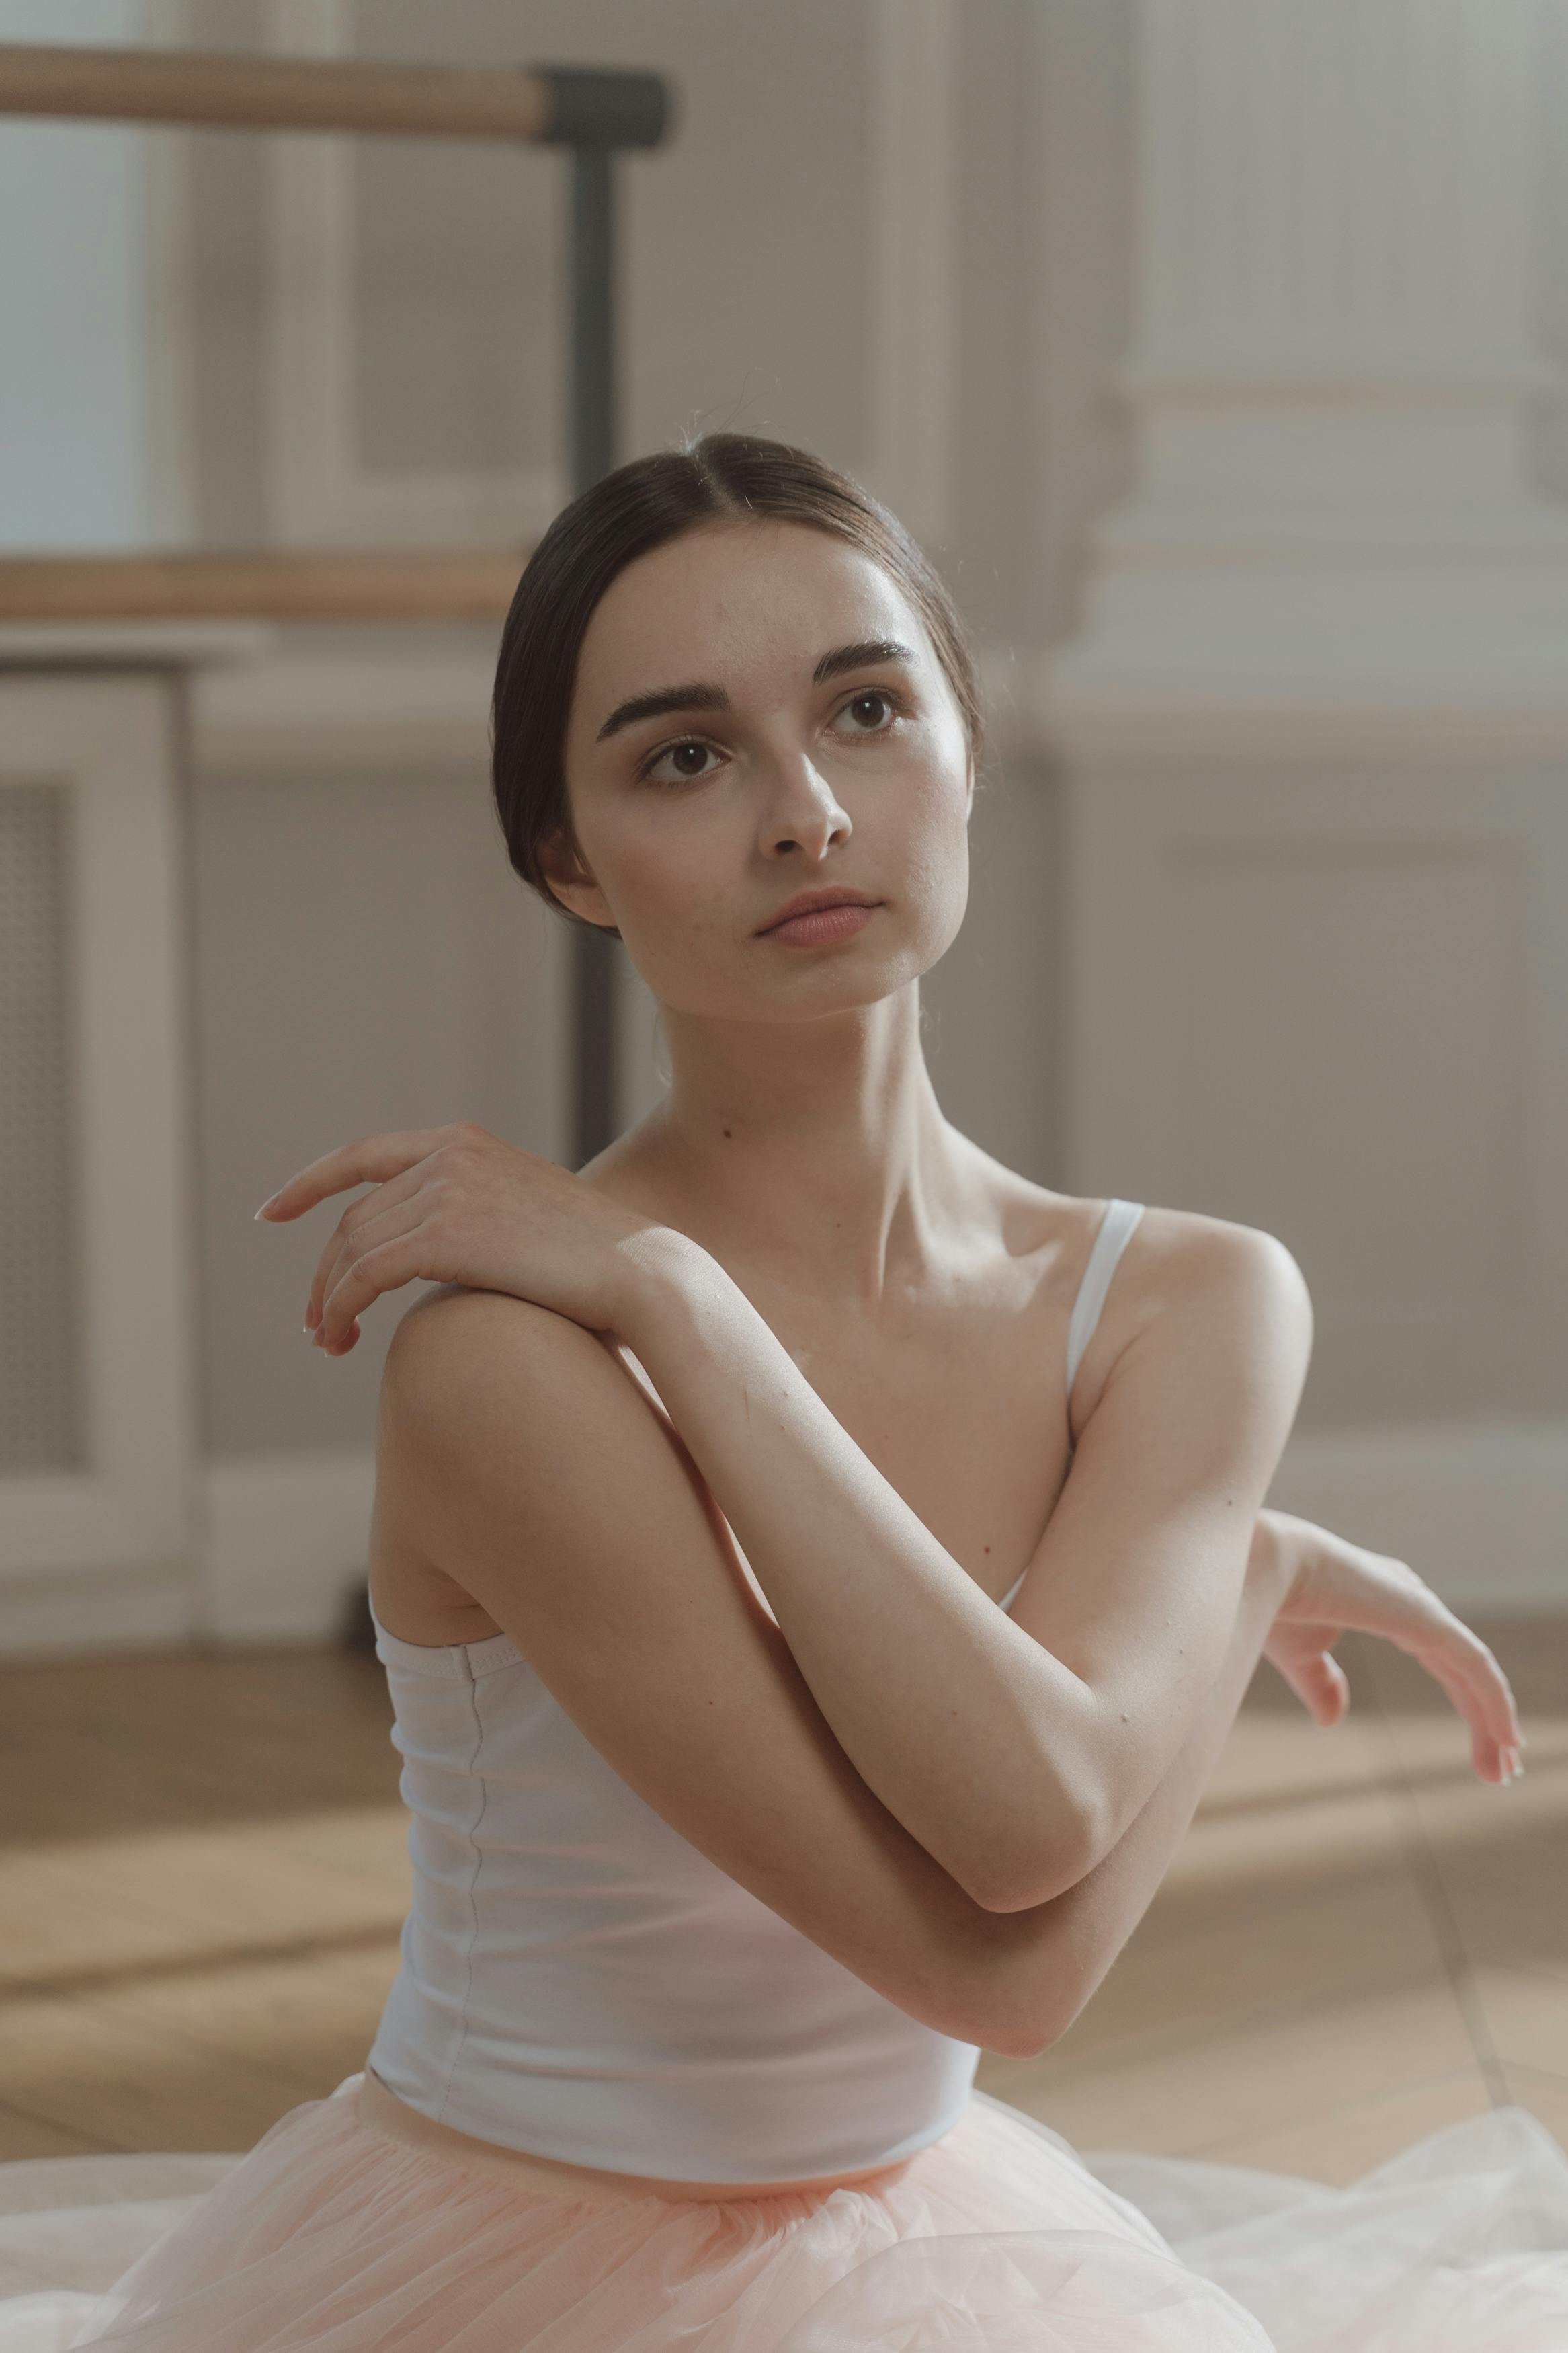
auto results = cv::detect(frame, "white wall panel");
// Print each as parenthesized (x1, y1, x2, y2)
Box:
(1154, 833, 1529, 1317)
(1065, 762, 1568, 1435)
(0, 783, 84, 1474)
(0, 674, 198, 1587)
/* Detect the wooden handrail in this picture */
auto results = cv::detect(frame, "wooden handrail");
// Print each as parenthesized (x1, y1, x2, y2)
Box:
(0, 44, 550, 139)
(0, 550, 528, 623)
(0, 45, 665, 146)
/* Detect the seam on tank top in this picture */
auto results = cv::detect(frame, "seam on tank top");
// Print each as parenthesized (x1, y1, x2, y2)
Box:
(434, 1659, 489, 2126)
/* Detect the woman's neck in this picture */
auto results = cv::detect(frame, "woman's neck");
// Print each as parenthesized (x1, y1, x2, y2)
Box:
(592, 983, 978, 1312)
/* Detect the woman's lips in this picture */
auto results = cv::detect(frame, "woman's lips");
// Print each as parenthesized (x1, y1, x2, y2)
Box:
(760, 903, 879, 947)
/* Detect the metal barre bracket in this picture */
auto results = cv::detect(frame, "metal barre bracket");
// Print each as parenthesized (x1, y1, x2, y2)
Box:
(537, 65, 669, 149)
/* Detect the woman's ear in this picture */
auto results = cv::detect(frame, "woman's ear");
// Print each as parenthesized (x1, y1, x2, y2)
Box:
(537, 828, 618, 931)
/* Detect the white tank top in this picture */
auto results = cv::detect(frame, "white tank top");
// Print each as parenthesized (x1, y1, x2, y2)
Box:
(366, 1197, 1147, 2182)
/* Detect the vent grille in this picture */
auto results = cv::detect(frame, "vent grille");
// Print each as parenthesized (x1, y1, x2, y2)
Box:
(0, 783, 85, 1474)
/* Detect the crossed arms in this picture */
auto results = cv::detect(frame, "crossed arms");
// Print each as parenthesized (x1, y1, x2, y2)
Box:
(372, 1208, 1311, 2059)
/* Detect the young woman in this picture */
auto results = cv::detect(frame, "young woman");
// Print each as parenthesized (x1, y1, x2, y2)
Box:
(5, 433, 1566, 2350)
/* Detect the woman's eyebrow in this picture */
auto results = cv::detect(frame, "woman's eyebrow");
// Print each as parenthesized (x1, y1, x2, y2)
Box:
(595, 639, 917, 744)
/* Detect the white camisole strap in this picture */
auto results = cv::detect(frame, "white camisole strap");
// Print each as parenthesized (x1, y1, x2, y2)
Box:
(998, 1197, 1146, 1616)
(1067, 1197, 1147, 1409)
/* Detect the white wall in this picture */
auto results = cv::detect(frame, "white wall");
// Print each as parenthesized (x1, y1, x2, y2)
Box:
(0, 1, 153, 547)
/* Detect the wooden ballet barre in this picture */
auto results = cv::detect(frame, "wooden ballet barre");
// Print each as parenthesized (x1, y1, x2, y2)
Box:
(0, 550, 528, 624)
(0, 45, 668, 147)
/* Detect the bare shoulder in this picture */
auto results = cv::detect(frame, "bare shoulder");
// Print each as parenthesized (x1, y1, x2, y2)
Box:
(390, 1275, 593, 1352)
(976, 1135, 1303, 1295)
(376, 1279, 632, 1503)
(956, 1136, 1307, 1333)
(1071, 1199, 1311, 1422)
(954, 1138, 1311, 1435)
(1132, 1205, 1312, 1350)
(384, 1280, 616, 1415)
(1116, 1201, 1310, 1306)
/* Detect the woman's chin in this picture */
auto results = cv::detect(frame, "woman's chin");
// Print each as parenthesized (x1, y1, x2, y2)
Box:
(651, 971, 899, 1027)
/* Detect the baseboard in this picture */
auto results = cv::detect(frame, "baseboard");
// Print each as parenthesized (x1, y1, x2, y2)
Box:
(1, 1420, 1563, 1662)
(1269, 1419, 1568, 1618)
(0, 1559, 196, 1659)
(0, 1450, 374, 1661)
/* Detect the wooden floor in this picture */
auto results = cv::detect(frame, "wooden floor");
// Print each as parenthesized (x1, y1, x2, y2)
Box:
(1, 1615, 1564, 2186)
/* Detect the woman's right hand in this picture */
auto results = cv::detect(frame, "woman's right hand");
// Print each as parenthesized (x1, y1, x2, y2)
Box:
(257, 1120, 696, 1353)
(1257, 1507, 1526, 1785)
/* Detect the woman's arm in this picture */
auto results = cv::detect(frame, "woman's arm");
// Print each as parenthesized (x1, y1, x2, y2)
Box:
(1001, 1499, 1519, 2047)
(376, 1283, 1298, 2063)
(611, 1215, 1313, 1915)
(976, 1513, 1298, 2048)
(263, 1122, 1309, 1914)
(374, 1287, 1069, 2060)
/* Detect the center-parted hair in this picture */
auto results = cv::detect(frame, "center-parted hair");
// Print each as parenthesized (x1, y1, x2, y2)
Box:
(490, 431, 987, 939)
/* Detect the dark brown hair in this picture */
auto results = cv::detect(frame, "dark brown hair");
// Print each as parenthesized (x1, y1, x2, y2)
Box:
(490, 431, 987, 937)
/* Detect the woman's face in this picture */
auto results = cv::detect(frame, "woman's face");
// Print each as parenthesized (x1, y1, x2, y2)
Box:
(546, 519, 974, 1021)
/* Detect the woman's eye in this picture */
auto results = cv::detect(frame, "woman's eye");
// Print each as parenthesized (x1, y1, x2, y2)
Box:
(833, 689, 900, 736)
(640, 737, 720, 786)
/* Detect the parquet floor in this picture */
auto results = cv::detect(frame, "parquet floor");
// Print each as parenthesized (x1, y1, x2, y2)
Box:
(1, 1613, 1564, 2187)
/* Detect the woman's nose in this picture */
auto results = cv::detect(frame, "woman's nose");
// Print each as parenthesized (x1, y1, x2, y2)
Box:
(757, 754, 852, 859)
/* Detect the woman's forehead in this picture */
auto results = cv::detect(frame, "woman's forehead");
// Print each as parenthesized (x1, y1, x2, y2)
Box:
(575, 524, 925, 704)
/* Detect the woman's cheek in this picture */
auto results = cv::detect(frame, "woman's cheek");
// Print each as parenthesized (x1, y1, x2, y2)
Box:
(614, 872, 744, 1010)
(901, 765, 971, 890)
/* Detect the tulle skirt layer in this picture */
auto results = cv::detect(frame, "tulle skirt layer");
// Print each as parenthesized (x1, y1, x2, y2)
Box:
(3, 2071, 1568, 2353)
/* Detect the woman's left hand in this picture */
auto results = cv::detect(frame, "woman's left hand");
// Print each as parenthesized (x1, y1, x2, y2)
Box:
(255, 1121, 682, 1351)
(1258, 1507, 1526, 1784)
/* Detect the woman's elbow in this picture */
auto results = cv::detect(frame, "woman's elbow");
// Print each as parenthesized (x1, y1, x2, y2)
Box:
(962, 1806, 1104, 1916)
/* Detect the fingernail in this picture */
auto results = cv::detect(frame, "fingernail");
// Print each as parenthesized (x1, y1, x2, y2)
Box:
(253, 1194, 279, 1221)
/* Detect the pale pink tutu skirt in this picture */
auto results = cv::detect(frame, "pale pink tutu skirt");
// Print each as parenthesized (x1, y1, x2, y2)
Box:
(3, 2072, 1568, 2352)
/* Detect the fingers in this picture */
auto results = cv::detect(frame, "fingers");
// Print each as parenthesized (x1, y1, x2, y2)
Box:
(1264, 1628, 1351, 1728)
(1409, 1630, 1524, 1782)
(1287, 1649, 1350, 1728)
(1307, 1652, 1350, 1727)
(1356, 1564, 1524, 1778)
(313, 1314, 360, 1356)
(1431, 1616, 1523, 1757)
(305, 1164, 430, 1334)
(314, 1209, 433, 1349)
(256, 1124, 472, 1222)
